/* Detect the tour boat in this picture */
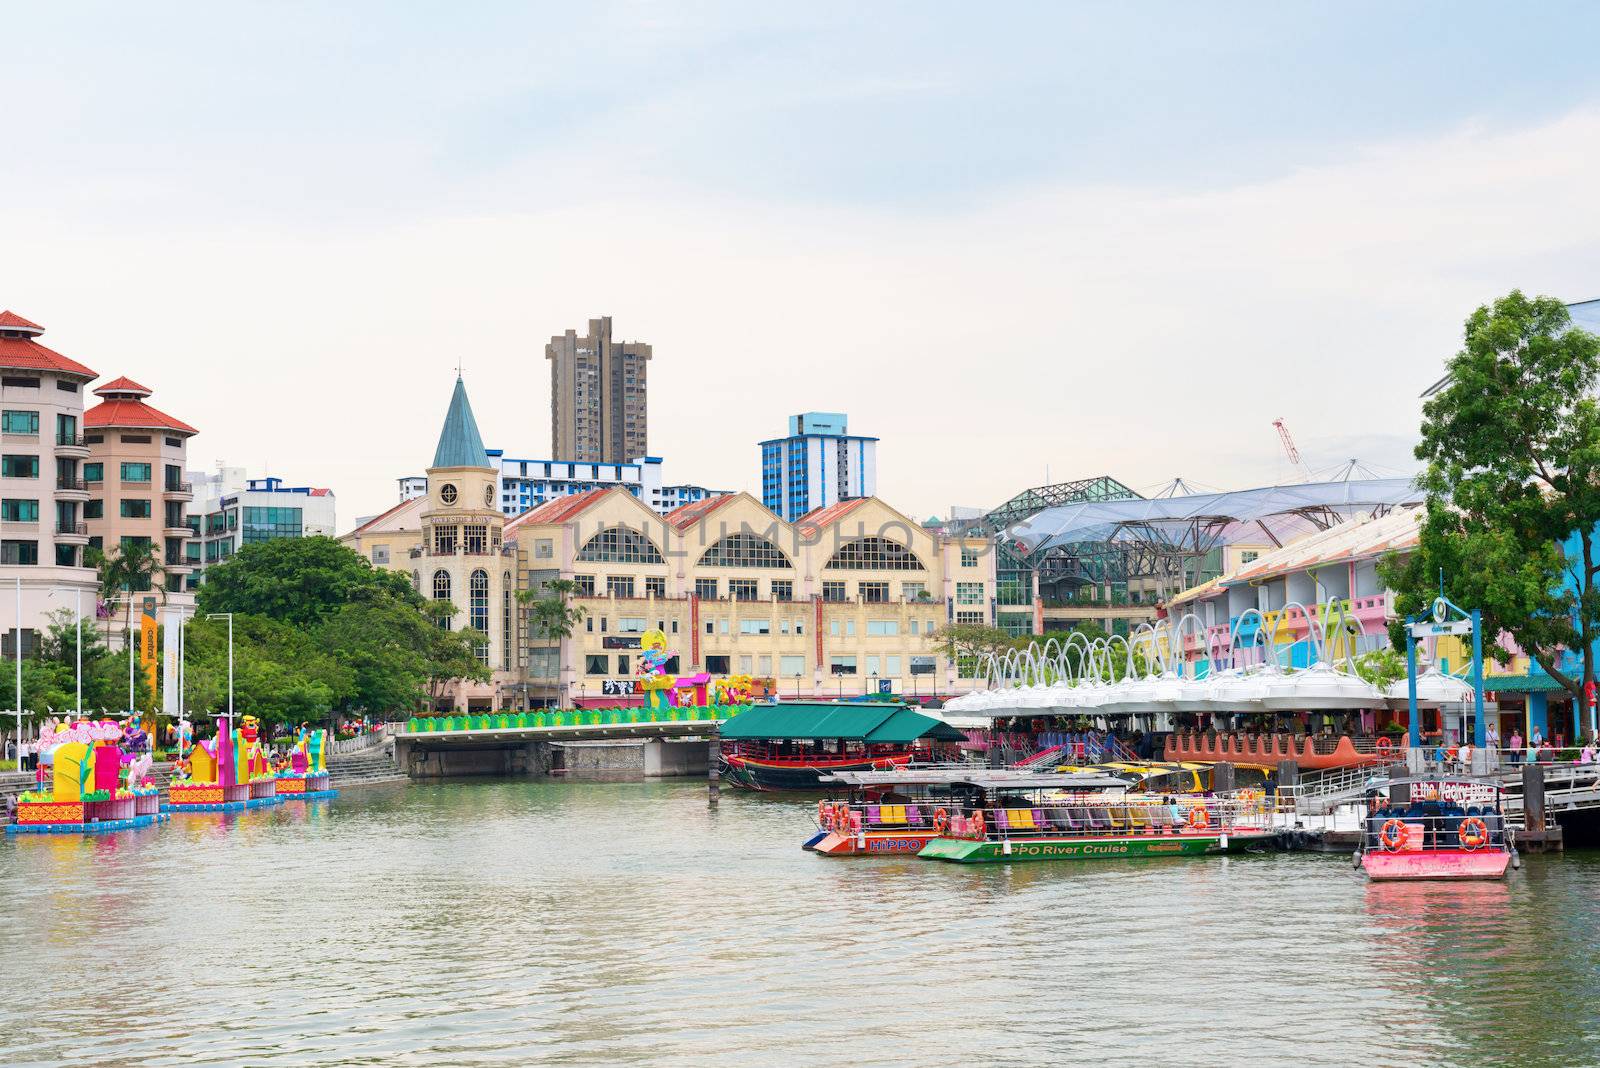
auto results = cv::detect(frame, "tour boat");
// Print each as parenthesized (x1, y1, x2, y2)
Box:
(718, 701, 966, 791)
(916, 775, 1277, 863)
(805, 769, 1125, 856)
(1358, 775, 1515, 881)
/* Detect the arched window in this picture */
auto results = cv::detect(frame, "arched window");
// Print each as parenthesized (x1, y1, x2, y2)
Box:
(577, 526, 665, 564)
(469, 569, 490, 665)
(502, 572, 512, 671)
(824, 537, 926, 571)
(698, 532, 792, 569)
(432, 569, 452, 629)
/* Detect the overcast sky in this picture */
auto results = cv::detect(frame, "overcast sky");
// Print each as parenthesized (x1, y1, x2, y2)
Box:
(5, 2, 1600, 526)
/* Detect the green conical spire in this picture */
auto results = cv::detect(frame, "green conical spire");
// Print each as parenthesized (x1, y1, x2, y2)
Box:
(431, 376, 490, 469)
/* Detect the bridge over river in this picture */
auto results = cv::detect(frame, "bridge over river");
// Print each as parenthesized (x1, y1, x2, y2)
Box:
(393, 709, 728, 778)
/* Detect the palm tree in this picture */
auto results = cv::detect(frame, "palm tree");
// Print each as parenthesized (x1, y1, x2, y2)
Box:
(517, 578, 585, 710)
(105, 541, 166, 663)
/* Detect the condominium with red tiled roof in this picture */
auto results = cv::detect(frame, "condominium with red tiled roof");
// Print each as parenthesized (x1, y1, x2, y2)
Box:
(83, 376, 198, 611)
(0, 312, 102, 649)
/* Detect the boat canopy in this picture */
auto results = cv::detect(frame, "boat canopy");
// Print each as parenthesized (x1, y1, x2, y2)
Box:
(718, 702, 967, 743)
(956, 773, 1133, 791)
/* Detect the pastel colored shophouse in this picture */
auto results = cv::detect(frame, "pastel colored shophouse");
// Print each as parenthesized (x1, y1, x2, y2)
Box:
(1167, 505, 1595, 745)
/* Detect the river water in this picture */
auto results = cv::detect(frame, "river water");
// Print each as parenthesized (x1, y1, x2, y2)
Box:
(3, 780, 1599, 1067)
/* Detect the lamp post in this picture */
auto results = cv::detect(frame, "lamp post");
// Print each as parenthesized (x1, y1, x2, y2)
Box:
(793, 673, 801, 700)
(206, 613, 233, 719)
(12, 577, 20, 769)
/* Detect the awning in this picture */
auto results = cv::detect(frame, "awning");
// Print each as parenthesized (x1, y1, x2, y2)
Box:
(718, 702, 965, 742)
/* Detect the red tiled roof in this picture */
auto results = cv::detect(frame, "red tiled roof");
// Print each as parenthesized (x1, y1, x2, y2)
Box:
(507, 487, 616, 532)
(664, 494, 737, 531)
(0, 310, 44, 333)
(93, 375, 152, 396)
(85, 398, 197, 435)
(796, 498, 869, 537)
(343, 497, 418, 539)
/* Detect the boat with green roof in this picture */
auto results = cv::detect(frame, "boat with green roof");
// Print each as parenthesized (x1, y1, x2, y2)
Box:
(717, 700, 967, 791)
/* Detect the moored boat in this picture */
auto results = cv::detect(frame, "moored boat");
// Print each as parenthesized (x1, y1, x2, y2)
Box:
(1358, 775, 1515, 881)
(916, 775, 1277, 863)
(718, 701, 966, 791)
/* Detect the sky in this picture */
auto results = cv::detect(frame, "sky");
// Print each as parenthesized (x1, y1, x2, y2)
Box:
(5, 2, 1600, 526)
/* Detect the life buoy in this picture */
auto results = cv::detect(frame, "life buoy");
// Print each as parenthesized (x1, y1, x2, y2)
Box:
(1187, 806, 1210, 830)
(818, 800, 830, 830)
(1379, 818, 1410, 852)
(1376, 737, 1393, 757)
(933, 807, 949, 834)
(1458, 817, 1489, 850)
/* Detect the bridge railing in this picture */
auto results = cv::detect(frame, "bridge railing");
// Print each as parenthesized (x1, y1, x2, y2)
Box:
(403, 706, 743, 734)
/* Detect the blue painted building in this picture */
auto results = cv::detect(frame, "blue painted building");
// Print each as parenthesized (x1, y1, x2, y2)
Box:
(759, 412, 879, 521)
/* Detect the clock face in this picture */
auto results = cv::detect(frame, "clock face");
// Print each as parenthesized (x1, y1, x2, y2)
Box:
(484, 485, 494, 507)
(440, 483, 458, 505)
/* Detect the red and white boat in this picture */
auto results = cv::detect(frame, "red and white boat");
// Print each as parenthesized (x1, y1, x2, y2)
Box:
(1359, 775, 1516, 881)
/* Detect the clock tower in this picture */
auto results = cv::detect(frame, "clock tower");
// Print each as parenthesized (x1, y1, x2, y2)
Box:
(419, 376, 508, 707)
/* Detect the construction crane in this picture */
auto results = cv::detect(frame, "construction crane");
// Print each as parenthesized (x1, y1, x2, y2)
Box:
(1272, 418, 1309, 480)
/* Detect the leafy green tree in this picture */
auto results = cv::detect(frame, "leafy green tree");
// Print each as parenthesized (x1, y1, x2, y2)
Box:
(518, 578, 585, 709)
(198, 536, 420, 626)
(1382, 290, 1600, 700)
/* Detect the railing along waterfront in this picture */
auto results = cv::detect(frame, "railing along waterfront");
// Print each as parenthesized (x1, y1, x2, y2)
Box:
(330, 725, 393, 755)
(404, 705, 738, 734)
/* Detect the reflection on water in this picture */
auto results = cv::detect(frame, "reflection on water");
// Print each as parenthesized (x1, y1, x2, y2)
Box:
(3, 780, 1599, 1067)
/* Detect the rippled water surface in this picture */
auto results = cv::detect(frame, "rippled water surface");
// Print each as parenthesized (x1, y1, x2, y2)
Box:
(4, 780, 1600, 1067)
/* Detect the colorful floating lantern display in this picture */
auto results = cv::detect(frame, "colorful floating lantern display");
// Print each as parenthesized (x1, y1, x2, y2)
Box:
(166, 714, 284, 812)
(273, 725, 336, 799)
(7, 717, 168, 835)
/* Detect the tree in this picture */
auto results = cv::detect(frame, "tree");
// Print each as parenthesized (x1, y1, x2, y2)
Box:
(198, 536, 421, 627)
(1382, 290, 1600, 702)
(928, 622, 1014, 678)
(518, 578, 586, 709)
(102, 540, 165, 663)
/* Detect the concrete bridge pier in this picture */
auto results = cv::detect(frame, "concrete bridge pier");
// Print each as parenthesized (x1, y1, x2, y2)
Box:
(394, 736, 552, 779)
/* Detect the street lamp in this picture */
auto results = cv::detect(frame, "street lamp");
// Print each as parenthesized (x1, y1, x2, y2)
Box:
(793, 672, 802, 700)
(206, 613, 234, 719)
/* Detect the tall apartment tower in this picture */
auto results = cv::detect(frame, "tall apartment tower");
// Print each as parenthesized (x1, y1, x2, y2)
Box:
(759, 412, 879, 522)
(545, 316, 650, 464)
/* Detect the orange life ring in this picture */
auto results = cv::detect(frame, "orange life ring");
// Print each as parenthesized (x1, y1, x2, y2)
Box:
(1376, 737, 1393, 756)
(1187, 806, 1210, 830)
(1379, 818, 1410, 852)
(834, 803, 848, 830)
(933, 807, 949, 834)
(1458, 817, 1489, 850)
(818, 799, 830, 830)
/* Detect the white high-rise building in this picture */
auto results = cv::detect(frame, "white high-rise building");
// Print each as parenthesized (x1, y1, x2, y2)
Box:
(759, 412, 878, 522)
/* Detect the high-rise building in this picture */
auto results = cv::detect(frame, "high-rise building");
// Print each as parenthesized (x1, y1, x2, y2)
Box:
(0, 310, 99, 652)
(397, 453, 728, 517)
(759, 412, 878, 522)
(546, 316, 649, 464)
(188, 470, 337, 585)
(83, 376, 198, 598)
